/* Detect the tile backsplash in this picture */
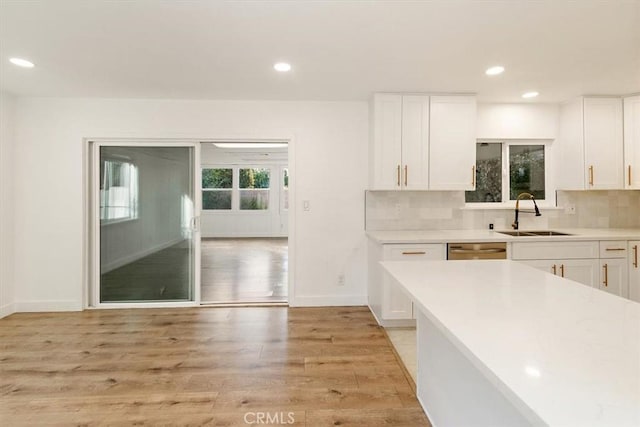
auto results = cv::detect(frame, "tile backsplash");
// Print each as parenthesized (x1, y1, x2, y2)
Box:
(365, 190, 640, 231)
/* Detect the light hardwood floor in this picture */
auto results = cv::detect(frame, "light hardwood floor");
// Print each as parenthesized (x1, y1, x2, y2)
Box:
(0, 306, 430, 426)
(201, 238, 288, 304)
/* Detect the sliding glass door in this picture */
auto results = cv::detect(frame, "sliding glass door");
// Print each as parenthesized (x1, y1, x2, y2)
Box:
(93, 142, 200, 304)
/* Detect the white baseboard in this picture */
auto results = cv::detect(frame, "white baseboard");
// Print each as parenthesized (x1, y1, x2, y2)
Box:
(14, 300, 82, 313)
(101, 237, 186, 273)
(289, 295, 367, 307)
(0, 302, 15, 318)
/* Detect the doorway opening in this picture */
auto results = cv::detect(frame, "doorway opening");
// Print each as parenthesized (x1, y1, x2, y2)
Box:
(199, 141, 289, 304)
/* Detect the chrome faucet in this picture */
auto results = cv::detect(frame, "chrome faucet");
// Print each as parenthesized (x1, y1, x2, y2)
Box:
(512, 192, 541, 230)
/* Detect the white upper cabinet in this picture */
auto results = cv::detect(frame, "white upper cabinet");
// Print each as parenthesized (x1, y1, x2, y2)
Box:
(429, 95, 477, 190)
(583, 97, 624, 189)
(370, 94, 403, 190)
(369, 93, 476, 191)
(624, 95, 640, 189)
(401, 95, 430, 190)
(557, 97, 624, 190)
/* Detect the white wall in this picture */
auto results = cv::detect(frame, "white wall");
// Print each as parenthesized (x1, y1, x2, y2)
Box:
(100, 146, 191, 273)
(477, 103, 559, 139)
(0, 92, 16, 318)
(12, 98, 369, 310)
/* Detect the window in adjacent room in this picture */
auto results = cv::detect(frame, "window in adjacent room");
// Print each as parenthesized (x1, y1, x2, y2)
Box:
(202, 168, 233, 210)
(100, 159, 139, 222)
(239, 167, 270, 210)
(282, 167, 289, 211)
(466, 142, 547, 204)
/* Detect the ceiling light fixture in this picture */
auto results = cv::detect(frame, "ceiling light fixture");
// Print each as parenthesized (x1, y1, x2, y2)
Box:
(9, 57, 35, 68)
(522, 91, 539, 99)
(213, 142, 288, 149)
(273, 62, 292, 72)
(485, 66, 505, 76)
(525, 366, 541, 377)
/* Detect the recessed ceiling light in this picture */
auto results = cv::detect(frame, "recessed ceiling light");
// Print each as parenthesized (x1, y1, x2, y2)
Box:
(485, 66, 505, 76)
(273, 62, 292, 72)
(9, 57, 35, 68)
(213, 142, 288, 149)
(525, 366, 541, 377)
(522, 91, 539, 99)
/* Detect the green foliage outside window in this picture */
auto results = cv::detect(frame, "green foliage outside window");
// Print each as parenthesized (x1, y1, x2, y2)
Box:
(240, 168, 270, 210)
(509, 146, 545, 200)
(239, 168, 270, 189)
(202, 168, 232, 189)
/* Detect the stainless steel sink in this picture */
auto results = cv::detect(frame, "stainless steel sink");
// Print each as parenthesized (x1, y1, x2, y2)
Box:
(496, 230, 572, 237)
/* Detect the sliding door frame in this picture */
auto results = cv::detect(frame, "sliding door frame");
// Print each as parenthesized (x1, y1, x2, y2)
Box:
(87, 139, 201, 309)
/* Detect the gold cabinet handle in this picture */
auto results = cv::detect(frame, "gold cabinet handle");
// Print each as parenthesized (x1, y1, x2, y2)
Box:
(402, 251, 426, 255)
(602, 263, 608, 287)
(397, 165, 401, 187)
(629, 165, 632, 187)
(404, 165, 408, 187)
(471, 165, 476, 187)
(589, 165, 594, 186)
(552, 264, 557, 275)
(605, 248, 626, 252)
(633, 245, 638, 268)
(560, 264, 564, 278)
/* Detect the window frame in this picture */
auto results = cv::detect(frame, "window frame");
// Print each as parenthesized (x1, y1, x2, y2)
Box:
(465, 140, 554, 208)
(201, 164, 287, 214)
(238, 166, 272, 211)
(201, 167, 234, 211)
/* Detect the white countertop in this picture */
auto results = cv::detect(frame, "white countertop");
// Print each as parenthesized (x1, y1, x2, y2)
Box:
(368, 228, 640, 244)
(381, 260, 640, 427)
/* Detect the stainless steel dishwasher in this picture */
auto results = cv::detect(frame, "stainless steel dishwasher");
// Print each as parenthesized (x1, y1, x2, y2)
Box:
(447, 242, 507, 260)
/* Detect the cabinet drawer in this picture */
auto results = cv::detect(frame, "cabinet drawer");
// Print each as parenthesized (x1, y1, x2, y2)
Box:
(511, 241, 598, 260)
(383, 243, 446, 260)
(599, 241, 628, 258)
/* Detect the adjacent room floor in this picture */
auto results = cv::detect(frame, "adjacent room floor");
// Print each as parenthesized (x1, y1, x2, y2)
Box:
(201, 237, 288, 304)
(0, 306, 430, 426)
(100, 237, 288, 304)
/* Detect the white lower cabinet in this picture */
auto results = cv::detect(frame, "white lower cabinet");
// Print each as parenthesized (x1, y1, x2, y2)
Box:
(520, 259, 598, 287)
(599, 258, 628, 297)
(599, 241, 628, 298)
(512, 241, 600, 287)
(368, 241, 445, 326)
(629, 241, 640, 302)
(513, 240, 633, 299)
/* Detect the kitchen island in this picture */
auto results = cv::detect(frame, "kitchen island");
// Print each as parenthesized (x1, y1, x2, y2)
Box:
(381, 259, 640, 427)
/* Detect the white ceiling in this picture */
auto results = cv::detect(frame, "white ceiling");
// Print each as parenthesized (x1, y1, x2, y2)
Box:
(1, 0, 639, 103)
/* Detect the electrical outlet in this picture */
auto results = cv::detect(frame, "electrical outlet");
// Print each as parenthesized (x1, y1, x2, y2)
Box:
(303, 200, 310, 211)
(565, 204, 576, 215)
(395, 203, 402, 217)
(337, 274, 345, 286)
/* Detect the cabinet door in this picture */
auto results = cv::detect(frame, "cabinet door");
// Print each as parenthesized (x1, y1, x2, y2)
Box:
(382, 243, 445, 320)
(518, 259, 598, 288)
(629, 241, 640, 302)
(371, 94, 403, 190)
(584, 97, 624, 189)
(557, 259, 599, 288)
(557, 98, 586, 190)
(624, 96, 640, 189)
(599, 258, 628, 298)
(429, 95, 477, 190)
(401, 95, 430, 190)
